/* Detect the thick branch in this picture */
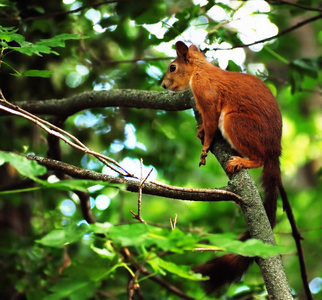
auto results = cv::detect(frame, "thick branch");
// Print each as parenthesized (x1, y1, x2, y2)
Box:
(198, 124, 293, 299)
(2, 90, 193, 117)
(26, 155, 242, 203)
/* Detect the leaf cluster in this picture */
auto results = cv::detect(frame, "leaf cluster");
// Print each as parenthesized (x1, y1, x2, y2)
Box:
(0, 25, 85, 77)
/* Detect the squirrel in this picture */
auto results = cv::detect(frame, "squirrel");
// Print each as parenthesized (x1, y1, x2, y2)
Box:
(161, 41, 289, 293)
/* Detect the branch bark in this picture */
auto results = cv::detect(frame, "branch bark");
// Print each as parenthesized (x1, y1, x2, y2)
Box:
(206, 133, 293, 299)
(2, 89, 193, 117)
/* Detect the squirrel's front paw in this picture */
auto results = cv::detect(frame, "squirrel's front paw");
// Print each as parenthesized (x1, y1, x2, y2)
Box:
(199, 149, 208, 167)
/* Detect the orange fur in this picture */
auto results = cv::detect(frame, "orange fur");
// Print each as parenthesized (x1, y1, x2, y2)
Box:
(162, 41, 288, 293)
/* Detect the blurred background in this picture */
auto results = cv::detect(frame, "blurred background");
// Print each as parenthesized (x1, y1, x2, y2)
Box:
(0, 0, 321, 299)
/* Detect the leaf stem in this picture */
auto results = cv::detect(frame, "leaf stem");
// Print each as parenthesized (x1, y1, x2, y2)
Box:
(264, 47, 289, 64)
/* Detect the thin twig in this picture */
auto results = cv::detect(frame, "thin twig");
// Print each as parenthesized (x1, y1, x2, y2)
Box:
(169, 214, 177, 230)
(279, 187, 313, 300)
(266, 0, 322, 13)
(130, 159, 154, 224)
(214, 13, 322, 50)
(0, 91, 132, 177)
(121, 247, 196, 300)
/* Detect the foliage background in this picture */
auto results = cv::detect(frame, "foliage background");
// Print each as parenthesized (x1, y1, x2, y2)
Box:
(0, 0, 321, 299)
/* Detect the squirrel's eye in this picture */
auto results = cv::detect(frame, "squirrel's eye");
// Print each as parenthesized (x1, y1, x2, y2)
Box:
(170, 65, 176, 72)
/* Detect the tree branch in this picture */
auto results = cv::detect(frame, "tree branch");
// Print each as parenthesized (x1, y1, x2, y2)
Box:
(26, 154, 242, 204)
(0, 90, 241, 205)
(1, 90, 193, 118)
(193, 119, 293, 299)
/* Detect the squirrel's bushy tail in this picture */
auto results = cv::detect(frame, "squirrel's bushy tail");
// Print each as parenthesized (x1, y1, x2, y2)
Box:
(192, 156, 281, 293)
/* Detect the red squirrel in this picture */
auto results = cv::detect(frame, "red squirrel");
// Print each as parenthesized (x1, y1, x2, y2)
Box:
(161, 41, 288, 292)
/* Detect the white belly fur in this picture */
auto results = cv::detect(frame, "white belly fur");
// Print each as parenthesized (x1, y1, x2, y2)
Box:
(218, 111, 236, 149)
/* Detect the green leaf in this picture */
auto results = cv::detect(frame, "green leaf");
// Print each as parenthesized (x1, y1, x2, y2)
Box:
(288, 56, 322, 93)
(37, 179, 119, 193)
(5, 32, 86, 56)
(88, 223, 202, 253)
(206, 234, 291, 258)
(0, 151, 46, 179)
(0, 26, 25, 43)
(147, 228, 201, 253)
(22, 69, 54, 78)
(109, 223, 150, 246)
(88, 222, 113, 234)
(90, 242, 115, 259)
(44, 278, 95, 300)
(291, 57, 321, 78)
(36, 224, 88, 248)
(148, 257, 206, 281)
(39, 33, 84, 48)
(36, 229, 66, 248)
(135, 3, 166, 25)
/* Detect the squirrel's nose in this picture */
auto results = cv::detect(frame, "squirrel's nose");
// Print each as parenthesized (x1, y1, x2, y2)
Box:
(162, 83, 167, 89)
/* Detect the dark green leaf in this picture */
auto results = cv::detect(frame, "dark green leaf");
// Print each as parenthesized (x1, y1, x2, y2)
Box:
(44, 278, 95, 300)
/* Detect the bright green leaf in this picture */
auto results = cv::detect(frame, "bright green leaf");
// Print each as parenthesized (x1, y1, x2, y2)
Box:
(90, 242, 115, 259)
(22, 69, 54, 78)
(207, 234, 291, 258)
(37, 178, 119, 193)
(0, 151, 46, 179)
(88, 222, 114, 234)
(36, 224, 88, 248)
(148, 257, 207, 281)
(109, 223, 150, 246)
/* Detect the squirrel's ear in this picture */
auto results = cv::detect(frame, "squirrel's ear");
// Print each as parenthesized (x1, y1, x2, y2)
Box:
(175, 41, 188, 58)
(189, 44, 200, 52)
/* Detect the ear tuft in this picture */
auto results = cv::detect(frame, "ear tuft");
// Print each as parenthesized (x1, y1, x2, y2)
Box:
(189, 45, 200, 52)
(175, 41, 188, 58)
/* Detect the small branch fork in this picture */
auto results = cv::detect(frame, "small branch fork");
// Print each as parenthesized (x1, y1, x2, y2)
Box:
(170, 214, 178, 230)
(129, 159, 154, 224)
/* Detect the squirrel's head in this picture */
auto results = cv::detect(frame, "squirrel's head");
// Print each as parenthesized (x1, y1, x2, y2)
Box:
(161, 41, 201, 92)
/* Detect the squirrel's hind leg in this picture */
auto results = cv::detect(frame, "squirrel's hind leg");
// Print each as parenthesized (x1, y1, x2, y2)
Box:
(227, 156, 264, 173)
